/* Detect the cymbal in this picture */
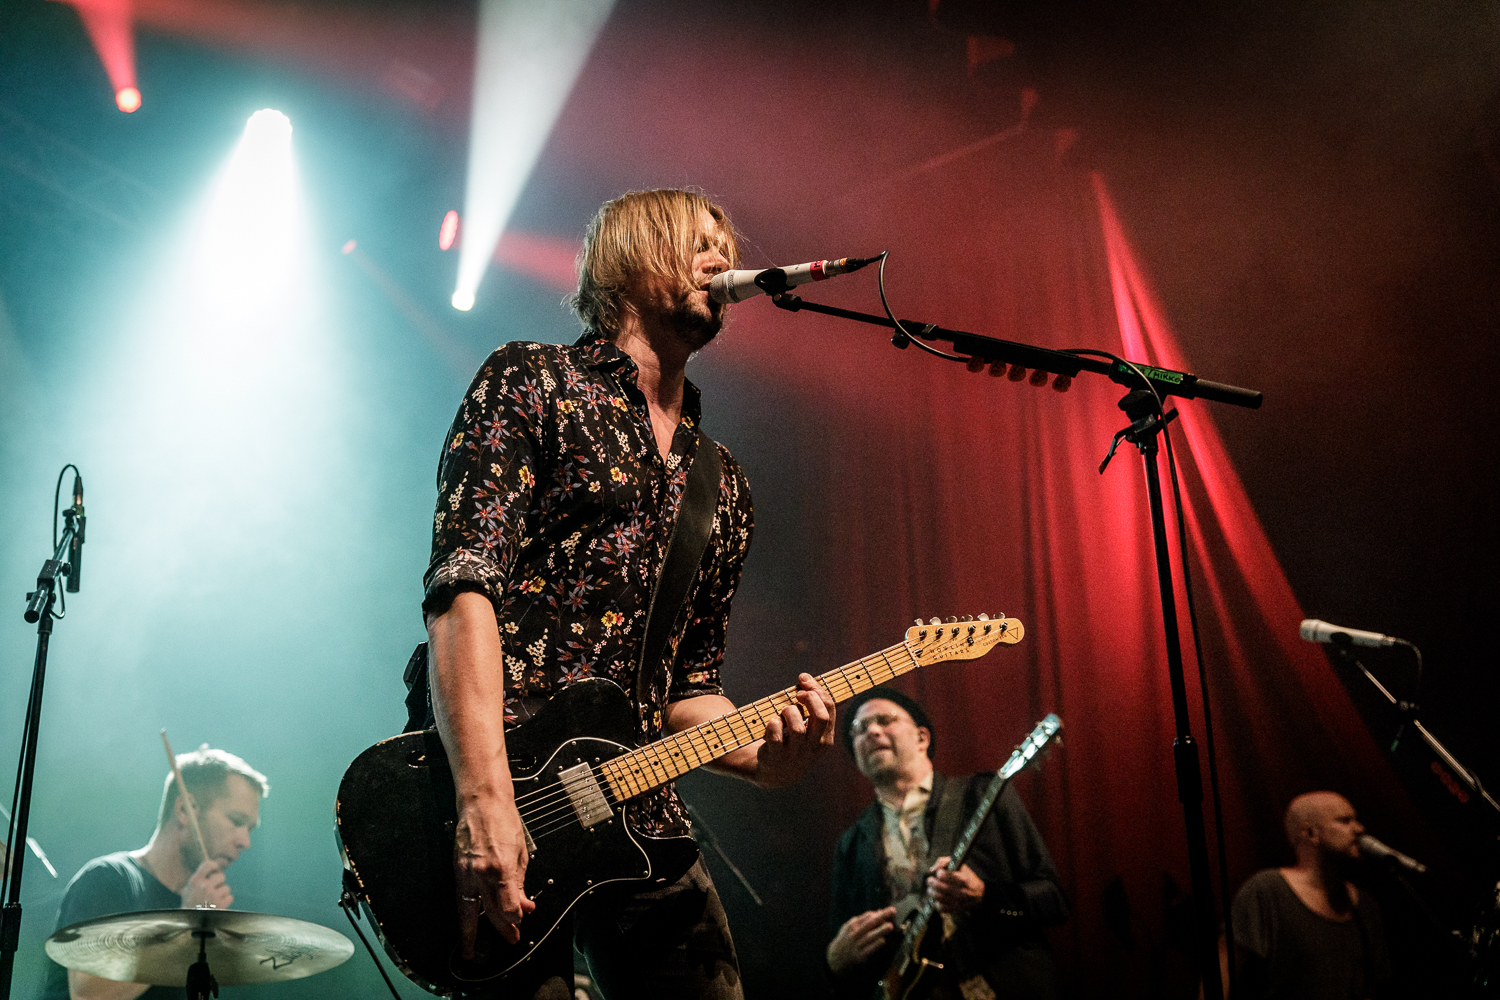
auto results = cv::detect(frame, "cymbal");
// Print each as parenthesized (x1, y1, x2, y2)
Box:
(46, 908, 354, 986)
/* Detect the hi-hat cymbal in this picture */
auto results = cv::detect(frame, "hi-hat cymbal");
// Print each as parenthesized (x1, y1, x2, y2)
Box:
(46, 908, 354, 986)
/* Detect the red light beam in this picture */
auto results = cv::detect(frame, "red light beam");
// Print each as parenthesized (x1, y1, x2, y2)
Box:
(54, 0, 139, 111)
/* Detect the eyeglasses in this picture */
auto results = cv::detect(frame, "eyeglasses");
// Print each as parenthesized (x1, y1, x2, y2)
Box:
(851, 712, 908, 737)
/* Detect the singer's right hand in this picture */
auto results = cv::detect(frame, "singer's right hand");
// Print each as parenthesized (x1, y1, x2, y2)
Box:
(181, 858, 232, 909)
(453, 792, 535, 955)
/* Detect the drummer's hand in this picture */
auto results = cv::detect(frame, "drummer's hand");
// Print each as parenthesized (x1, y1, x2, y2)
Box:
(454, 792, 534, 956)
(180, 859, 232, 910)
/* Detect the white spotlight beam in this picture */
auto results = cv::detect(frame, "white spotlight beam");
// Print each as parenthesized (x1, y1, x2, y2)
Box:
(452, 0, 615, 312)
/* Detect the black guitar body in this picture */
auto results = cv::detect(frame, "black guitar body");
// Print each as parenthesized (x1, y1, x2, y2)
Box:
(336, 678, 699, 996)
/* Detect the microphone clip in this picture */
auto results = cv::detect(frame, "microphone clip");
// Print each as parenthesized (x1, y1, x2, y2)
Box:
(751, 268, 790, 297)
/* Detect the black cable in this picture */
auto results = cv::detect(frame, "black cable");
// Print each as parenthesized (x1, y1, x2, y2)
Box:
(340, 891, 404, 1000)
(48, 465, 78, 620)
(874, 253, 968, 363)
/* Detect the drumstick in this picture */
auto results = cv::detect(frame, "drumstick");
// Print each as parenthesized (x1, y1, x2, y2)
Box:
(160, 730, 212, 866)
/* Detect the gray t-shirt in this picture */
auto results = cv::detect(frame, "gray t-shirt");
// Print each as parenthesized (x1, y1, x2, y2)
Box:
(42, 851, 183, 1000)
(1231, 868, 1391, 1000)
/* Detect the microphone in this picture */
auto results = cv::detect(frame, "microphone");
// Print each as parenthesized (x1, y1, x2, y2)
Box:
(1299, 619, 1402, 649)
(1358, 834, 1427, 873)
(707, 255, 882, 304)
(67, 472, 85, 593)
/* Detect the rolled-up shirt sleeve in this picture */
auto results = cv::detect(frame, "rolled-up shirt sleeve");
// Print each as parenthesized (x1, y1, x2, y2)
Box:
(422, 346, 545, 619)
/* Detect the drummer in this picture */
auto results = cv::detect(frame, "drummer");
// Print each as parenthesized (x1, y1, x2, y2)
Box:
(42, 746, 268, 1000)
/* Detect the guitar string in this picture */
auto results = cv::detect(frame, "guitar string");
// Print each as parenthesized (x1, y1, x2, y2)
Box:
(523, 709, 1048, 844)
(508, 697, 782, 825)
(507, 638, 972, 833)
(507, 656, 890, 820)
(507, 671, 860, 816)
(504, 633, 992, 834)
(509, 685, 849, 830)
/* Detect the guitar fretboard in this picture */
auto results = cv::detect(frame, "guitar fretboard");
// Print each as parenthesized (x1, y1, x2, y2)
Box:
(599, 640, 917, 802)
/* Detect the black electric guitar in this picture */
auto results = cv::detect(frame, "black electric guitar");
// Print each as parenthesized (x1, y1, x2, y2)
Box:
(876, 713, 1062, 1000)
(336, 615, 1023, 996)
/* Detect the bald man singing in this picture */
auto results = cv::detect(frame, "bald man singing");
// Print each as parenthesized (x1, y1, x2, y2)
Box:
(1230, 791, 1392, 1000)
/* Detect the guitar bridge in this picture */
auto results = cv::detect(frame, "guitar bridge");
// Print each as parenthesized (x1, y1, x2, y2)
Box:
(558, 762, 614, 829)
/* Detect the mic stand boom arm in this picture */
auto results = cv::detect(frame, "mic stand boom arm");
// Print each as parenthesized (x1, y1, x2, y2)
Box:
(770, 289, 1264, 1000)
(769, 293, 1263, 409)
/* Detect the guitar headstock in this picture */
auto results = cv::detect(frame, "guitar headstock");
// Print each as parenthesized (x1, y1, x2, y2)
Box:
(905, 615, 1024, 666)
(999, 713, 1062, 778)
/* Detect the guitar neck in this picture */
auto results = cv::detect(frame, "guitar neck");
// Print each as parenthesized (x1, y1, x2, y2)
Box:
(597, 640, 918, 803)
(889, 714, 1060, 967)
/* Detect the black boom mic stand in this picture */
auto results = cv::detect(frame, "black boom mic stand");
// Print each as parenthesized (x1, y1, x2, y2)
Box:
(1, 467, 86, 1000)
(772, 275, 1261, 1000)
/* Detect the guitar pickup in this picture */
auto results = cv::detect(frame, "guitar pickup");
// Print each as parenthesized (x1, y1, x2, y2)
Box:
(558, 762, 614, 829)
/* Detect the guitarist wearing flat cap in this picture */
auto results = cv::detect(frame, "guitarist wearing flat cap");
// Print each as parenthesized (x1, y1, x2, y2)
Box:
(826, 689, 1067, 1000)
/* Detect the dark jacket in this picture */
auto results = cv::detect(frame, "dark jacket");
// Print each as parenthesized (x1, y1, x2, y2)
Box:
(827, 772, 1068, 999)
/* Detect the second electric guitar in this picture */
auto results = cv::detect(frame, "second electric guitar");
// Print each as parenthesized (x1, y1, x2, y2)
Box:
(877, 713, 1063, 1000)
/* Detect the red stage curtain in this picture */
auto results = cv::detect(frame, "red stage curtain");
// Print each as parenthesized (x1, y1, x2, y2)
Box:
(714, 129, 1430, 996)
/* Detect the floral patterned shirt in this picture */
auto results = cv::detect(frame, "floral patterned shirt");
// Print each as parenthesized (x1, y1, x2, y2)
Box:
(422, 332, 754, 837)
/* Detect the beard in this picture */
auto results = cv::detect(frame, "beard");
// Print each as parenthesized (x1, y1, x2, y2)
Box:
(856, 750, 899, 787)
(665, 293, 724, 352)
(179, 836, 207, 873)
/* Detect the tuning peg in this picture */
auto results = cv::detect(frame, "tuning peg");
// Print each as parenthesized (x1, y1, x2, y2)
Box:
(913, 619, 924, 626)
(1029, 369, 1050, 387)
(945, 616, 957, 624)
(977, 613, 990, 621)
(961, 615, 973, 622)
(1052, 374, 1073, 392)
(1007, 366, 1028, 383)
(966, 356, 986, 373)
(988, 361, 1008, 378)
(929, 617, 941, 625)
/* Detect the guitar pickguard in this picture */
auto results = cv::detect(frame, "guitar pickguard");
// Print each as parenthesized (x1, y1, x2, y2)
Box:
(336, 679, 697, 994)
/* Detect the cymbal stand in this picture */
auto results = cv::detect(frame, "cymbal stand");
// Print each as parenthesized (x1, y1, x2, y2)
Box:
(186, 930, 218, 1000)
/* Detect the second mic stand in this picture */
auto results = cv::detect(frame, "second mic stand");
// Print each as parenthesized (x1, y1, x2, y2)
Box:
(1330, 640, 1500, 986)
(1330, 641, 1500, 819)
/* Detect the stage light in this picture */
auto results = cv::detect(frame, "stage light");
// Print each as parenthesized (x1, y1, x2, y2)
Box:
(439, 210, 459, 251)
(56, 0, 138, 114)
(199, 109, 299, 302)
(452, 289, 475, 312)
(451, 0, 615, 311)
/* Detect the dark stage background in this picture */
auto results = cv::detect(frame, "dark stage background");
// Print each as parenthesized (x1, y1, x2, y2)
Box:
(2, 1, 1497, 997)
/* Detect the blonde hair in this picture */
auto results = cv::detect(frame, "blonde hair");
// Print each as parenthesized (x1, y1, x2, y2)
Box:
(156, 745, 269, 830)
(571, 189, 740, 338)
